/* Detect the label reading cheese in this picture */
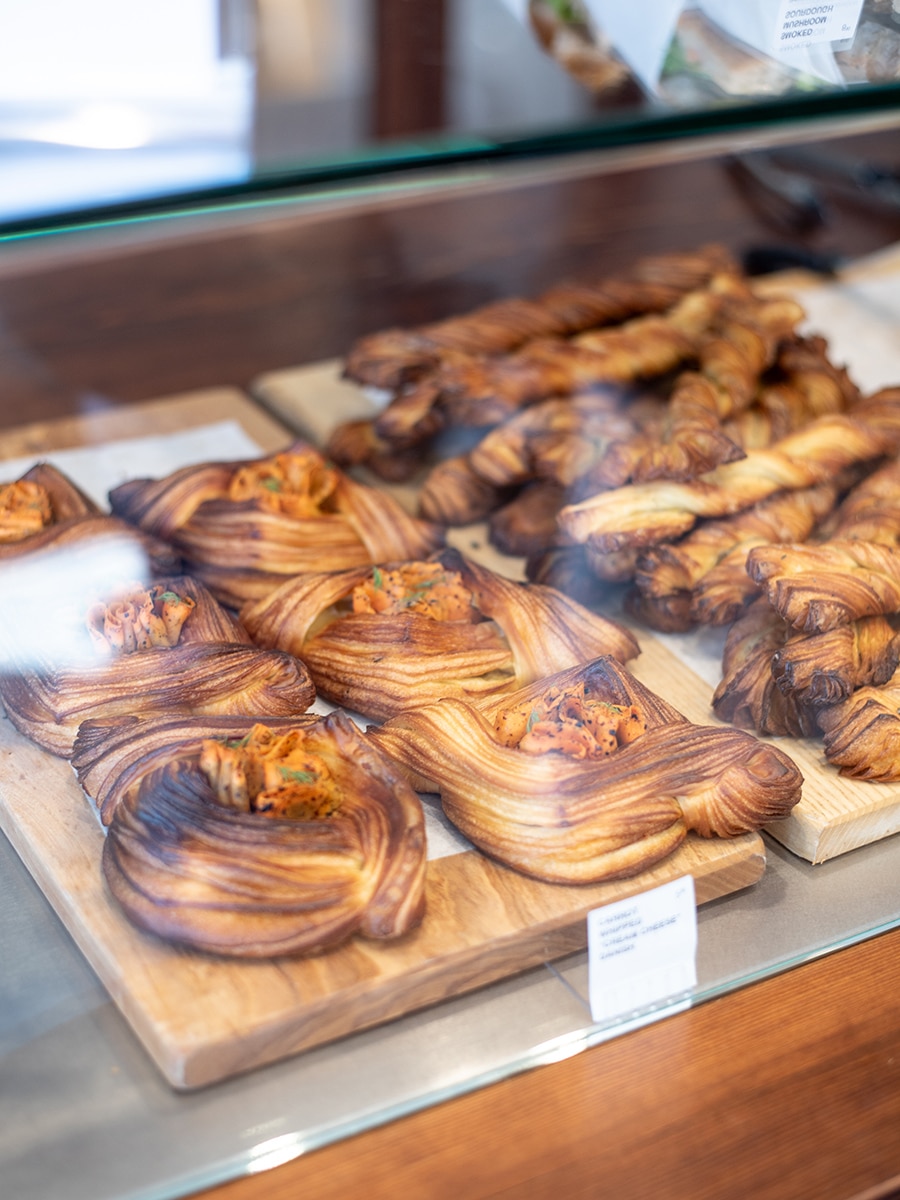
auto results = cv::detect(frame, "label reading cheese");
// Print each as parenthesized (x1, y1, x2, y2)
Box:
(587, 875, 698, 1024)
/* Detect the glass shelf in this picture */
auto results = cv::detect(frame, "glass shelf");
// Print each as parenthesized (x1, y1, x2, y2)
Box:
(2, 821, 897, 1200)
(2, 0, 899, 235)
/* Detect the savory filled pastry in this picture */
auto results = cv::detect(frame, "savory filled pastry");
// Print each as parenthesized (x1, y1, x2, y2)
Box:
(0, 575, 316, 756)
(87, 712, 426, 956)
(0, 461, 180, 579)
(107, 441, 444, 608)
(367, 656, 803, 884)
(239, 547, 640, 721)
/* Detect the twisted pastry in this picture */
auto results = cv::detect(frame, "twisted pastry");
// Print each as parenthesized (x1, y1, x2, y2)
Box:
(712, 598, 819, 737)
(630, 482, 839, 632)
(624, 291, 804, 483)
(819, 670, 900, 781)
(239, 547, 639, 722)
(746, 457, 900, 633)
(98, 711, 426, 956)
(771, 614, 900, 708)
(342, 244, 737, 390)
(373, 279, 736, 451)
(558, 389, 900, 553)
(108, 441, 443, 608)
(368, 656, 802, 885)
(418, 454, 511, 526)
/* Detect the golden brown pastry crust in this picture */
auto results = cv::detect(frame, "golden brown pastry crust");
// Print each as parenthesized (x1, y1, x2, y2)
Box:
(559, 389, 900, 553)
(368, 656, 802, 885)
(239, 547, 639, 721)
(819, 670, 900, 781)
(0, 575, 315, 757)
(108, 441, 444, 608)
(747, 539, 900, 633)
(98, 711, 426, 956)
(341, 244, 737, 391)
(630, 482, 839, 631)
(771, 615, 900, 708)
(712, 598, 819, 737)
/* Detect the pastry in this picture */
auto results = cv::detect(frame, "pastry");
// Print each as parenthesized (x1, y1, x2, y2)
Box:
(96, 712, 426, 956)
(558, 389, 900, 554)
(108, 441, 444, 608)
(368, 656, 802, 884)
(239, 547, 639, 721)
(0, 575, 315, 756)
(341, 244, 737, 391)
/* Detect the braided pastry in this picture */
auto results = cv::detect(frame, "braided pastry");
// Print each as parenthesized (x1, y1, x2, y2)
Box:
(342, 244, 737, 390)
(819, 671, 900, 781)
(374, 280, 735, 451)
(711, 598, 819, 737)
(630, 482, 839, 631)
(558, 389, 900, 553)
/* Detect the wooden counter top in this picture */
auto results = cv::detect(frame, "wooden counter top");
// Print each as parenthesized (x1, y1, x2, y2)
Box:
(195, 924, 900, 1200)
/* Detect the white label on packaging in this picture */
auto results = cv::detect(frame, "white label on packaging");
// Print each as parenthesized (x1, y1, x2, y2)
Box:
(772, 0, 864, 52)
(587, 875, 698, 1024)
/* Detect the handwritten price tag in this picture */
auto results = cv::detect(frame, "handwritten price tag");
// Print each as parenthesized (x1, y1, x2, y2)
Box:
(587, 876, 698, 1024)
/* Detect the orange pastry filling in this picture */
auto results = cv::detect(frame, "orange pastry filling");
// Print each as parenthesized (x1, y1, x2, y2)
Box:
(352, 562, 479, 622)
(86, 584, 196, 654)
(228, 450, 340, 518)
(493, 683, 647, 759)
(199, 724, 340, 819)
(0, 480, 52, 543)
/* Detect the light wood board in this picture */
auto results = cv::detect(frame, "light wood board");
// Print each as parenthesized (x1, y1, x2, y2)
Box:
(253, 359, 900, 864)
(0, 389, 767, 1091)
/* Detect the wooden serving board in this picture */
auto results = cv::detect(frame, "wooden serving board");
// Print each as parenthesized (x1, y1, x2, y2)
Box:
(0, 388, 767, 1091)
(252, 357, 900, 865)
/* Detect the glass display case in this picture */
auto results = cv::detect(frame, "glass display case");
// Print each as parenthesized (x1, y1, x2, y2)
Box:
(1, 5, 899, 1200)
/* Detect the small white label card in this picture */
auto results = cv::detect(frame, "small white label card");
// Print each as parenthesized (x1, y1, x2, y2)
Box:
(771, 0, 865, 51)
(587, 875, 698, 1024)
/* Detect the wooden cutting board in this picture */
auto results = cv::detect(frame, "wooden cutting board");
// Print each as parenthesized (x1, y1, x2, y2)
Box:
(0, 387, 768, 1090)
(252, 361, 900, 865)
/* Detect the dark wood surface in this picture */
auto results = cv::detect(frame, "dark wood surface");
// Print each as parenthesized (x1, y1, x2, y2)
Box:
(196, 926, 900, 1200)
(0, 126, 899, 1200)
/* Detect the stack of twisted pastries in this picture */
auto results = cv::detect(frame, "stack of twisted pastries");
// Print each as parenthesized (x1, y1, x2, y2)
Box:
(328, 242, 900, 793)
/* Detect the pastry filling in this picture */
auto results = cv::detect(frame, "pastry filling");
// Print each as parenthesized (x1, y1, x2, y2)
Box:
(493, 682, 647, 759)
(352, 562, 479, 622)
(86, 584, 195, 654)
(0, 480, 53, 543)
(228, 450, 340, 518)
(199, 724, 340, 819)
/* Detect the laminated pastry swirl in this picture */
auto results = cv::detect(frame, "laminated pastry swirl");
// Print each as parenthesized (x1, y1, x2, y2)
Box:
(89, 711, 427, 957)
(239, 547, 640, 721)
(367, 656, 802, 885)
(0, 575, 315, 757)
(108, 441, 444, 608)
